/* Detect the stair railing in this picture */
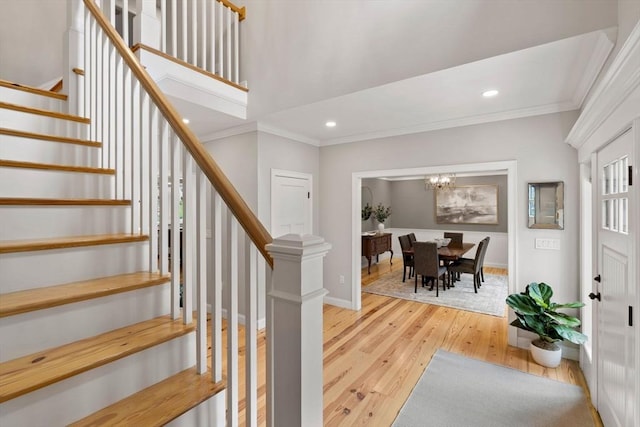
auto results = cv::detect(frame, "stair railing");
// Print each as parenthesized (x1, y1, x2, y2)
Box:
(83, 0, 266, 421)
(77, 1, 328, 426)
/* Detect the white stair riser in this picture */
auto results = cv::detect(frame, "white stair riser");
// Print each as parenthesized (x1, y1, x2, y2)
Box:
(168, 392, 226, 427)
(0, 283, 171, 362)
(0, 109, 87, 139)
(0, 333, 195, 427)
(0, 133, 101, 167)
(0, 243, 149, 293)
(0, 168, 114, 199)
(0, 205, 131, 240)
(0, 87, 66, 112)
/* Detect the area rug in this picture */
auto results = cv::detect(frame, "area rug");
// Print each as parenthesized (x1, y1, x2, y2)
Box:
(392, 349, 594, 427)
(363, 269, 508, 317)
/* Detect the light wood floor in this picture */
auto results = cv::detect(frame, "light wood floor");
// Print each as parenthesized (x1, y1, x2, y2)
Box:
(214, 260, 601, 426)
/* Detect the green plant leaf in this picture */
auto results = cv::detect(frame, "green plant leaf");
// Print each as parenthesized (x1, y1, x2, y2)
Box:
(552, 324, 588, 345)
(506, 294, 540, 315)
(549, 302, 585, 310)
(543, 311, 581, 327)
(527, 282, 552, 308)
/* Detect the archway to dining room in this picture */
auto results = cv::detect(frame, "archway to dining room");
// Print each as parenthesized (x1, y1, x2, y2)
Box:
(351, 160, 518, 344)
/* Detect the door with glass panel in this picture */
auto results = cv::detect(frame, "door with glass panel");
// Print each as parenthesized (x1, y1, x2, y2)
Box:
(595, 128, 636, 427)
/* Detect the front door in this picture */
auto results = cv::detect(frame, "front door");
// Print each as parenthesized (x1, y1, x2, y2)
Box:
(271, 170, 312, 238)
(595, 128, 636, 427)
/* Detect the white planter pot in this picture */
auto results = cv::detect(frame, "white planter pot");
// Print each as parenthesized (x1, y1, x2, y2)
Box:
(530, 339, 562, 368)
(378, 223, 385, 232)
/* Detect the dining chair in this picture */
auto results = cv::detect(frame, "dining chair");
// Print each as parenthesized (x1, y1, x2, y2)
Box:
(398, 235, 414, 282)
(444, 232, 463, 248)
(459, 236, 490, 284)
(448, 239, 485, 293)
(408, 233, 417, 247)
(413, 241, 448, 296)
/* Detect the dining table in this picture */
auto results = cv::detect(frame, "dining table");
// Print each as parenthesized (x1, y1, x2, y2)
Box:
(403, 242, 475, 262)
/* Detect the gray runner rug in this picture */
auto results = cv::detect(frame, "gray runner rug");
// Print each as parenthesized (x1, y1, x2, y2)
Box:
(392, 349, 594, 427)
(363, 269, 508, 317)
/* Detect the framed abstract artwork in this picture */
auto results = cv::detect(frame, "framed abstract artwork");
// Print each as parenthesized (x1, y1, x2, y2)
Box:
(435, 185, 498, 224)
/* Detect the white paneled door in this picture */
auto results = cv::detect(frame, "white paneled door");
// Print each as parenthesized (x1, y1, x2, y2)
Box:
(595, 129, 636, 427)
(271, 170, 312, 239)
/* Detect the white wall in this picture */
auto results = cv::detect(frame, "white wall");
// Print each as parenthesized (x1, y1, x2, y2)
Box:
(0, 0, 67, 86)
(203, 130, 320, 326)
(319, 111, 580, 308)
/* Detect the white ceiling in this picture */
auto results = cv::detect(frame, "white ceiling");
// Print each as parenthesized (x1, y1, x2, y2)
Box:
(253, 28, 614, 146)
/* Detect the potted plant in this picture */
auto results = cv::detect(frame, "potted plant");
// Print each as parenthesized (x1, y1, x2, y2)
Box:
(372, 203, 391, 232)
(361, 203, 373, 221)
(506, 282, 587, 368)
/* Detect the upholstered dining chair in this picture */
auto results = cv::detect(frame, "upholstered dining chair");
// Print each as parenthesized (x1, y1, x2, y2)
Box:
(459, 236, 490, 284)
(398, 235, 414, 282)
(413, 241, 448, 296)
(444, 232, 463, 248)
(448, 238, 486, 293)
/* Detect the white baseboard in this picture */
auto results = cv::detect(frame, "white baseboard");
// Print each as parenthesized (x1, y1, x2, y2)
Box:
(208, 304, 266, 330)
(323, 295, 354, 310)
(516, 336, 580, 361)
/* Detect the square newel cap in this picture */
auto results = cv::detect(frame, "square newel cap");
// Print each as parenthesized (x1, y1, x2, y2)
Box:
(266, 234, 332, 259)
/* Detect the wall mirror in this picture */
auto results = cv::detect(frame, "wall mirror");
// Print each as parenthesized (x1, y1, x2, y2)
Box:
(527, 181, 564, 229)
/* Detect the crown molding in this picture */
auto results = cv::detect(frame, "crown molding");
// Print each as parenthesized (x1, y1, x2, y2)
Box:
(321, 101, 578, 146)
(200, 121, 321, 146)
(566, 21, 640, 149)
(571, 28, 616, 109)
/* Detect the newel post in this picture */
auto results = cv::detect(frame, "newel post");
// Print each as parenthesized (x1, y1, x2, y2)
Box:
(133, 0, 161, 49)
(266, 234, 331, 427)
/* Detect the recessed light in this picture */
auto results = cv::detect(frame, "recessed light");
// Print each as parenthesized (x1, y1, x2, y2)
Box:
(182, 118, 190, 124)
(482, 89, 499, 98)
(325, 121, 337, 128)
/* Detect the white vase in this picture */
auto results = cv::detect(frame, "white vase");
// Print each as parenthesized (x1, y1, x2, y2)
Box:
(530, 339, 562, 368)
(377, 222, 385, 232)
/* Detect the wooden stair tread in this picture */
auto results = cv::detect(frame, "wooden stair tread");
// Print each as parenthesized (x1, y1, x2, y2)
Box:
(0, 233, 148, 254)
(0, 79, 68, 100)
(0, 127, 102, 147)
(0, 198, 130, 205)
(69, 368, 225, 427)
(0, 101, 89, 124)
(0, 159, 115, 175)
(0, 272, 170, 318)
(0, 315, 196, 403)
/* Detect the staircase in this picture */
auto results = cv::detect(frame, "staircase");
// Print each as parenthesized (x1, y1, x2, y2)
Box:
(0, 79, 224, 426)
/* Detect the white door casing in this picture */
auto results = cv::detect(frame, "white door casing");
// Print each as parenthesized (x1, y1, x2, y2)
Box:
(595, 128, 636, 427)
(271, 169, 312, 239)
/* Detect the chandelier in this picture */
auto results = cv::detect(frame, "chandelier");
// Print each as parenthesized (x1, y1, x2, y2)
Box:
(425, 173, 456, 190)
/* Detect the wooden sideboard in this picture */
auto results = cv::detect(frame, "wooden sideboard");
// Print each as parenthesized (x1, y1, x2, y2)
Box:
(362, 233, 393, 274)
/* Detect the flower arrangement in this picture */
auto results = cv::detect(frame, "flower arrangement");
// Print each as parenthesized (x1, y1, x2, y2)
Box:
(373, 203, 391, 223)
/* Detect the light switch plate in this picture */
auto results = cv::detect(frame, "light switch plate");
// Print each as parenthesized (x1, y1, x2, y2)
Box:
(535, 238, 560, 250)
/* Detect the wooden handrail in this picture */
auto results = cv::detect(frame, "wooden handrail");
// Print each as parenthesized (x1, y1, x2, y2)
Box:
(83, 0, 273, 267)
(218, 0, 246, 21)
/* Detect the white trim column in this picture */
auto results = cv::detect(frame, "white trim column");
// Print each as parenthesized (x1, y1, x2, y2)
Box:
(266, 234, 331, 427)
(64, 0, 84, 117)
(133, 0, 161, 49)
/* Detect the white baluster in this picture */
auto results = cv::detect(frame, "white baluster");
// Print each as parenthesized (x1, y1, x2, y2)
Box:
(191, 0, 197, 66)
(245, 236, 258, 427)
(233, 10, 239, 83)
(199, 0, 206, 70)
(212, 191, 223, 383)
(171, 0, 177, 57)
(131, 78, 141, 233)
(122, 0, 129, 47)
(226, 5, 231, 80)
(196, 170, 208, 374)
(170, 133, 181, 319)
(209, 0, 215, 74)
(159, 119, 170, 275)
(161, 0, 167, 52)
(217, 1, 223, 77)
(182, 151, 194, 324)
(181, 0, 187, 61)
(227, 214, 239, 427)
